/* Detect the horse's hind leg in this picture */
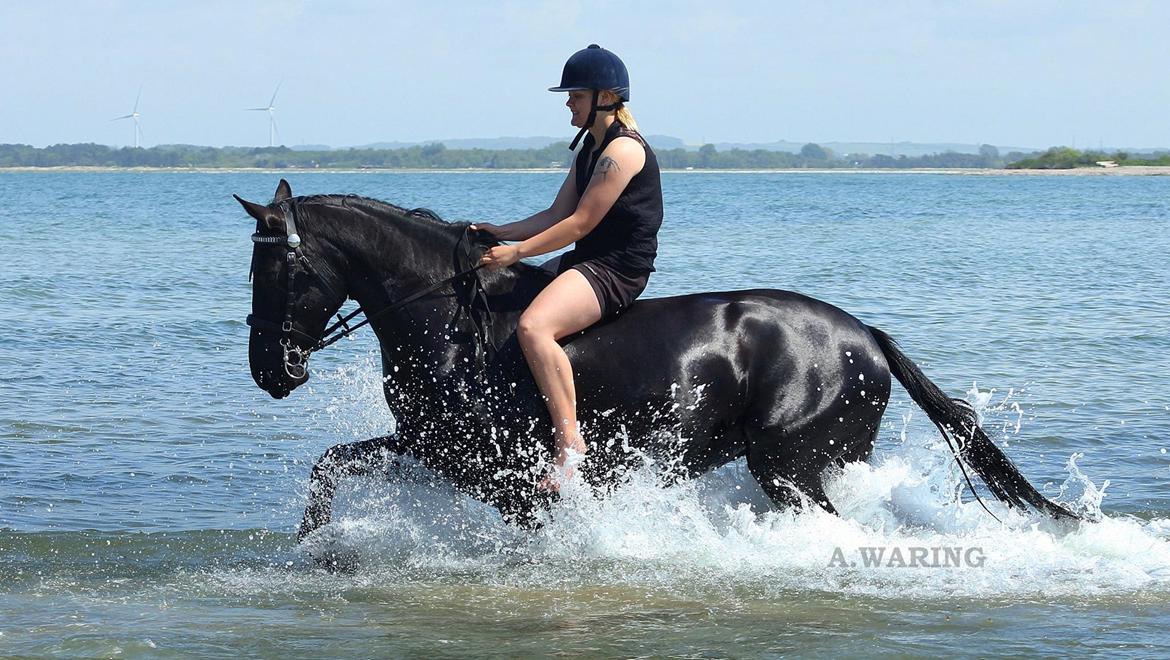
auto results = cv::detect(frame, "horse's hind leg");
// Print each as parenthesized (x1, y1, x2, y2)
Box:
(745, 411, 887, 516)
(745, 429, 839, 515)
(835, 422, 879, 467)
(299, 434, 407, 540)
(747, 461, 837, 515)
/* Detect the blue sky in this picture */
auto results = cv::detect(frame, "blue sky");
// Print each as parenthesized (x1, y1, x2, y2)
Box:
(2, 0, 1167, 149)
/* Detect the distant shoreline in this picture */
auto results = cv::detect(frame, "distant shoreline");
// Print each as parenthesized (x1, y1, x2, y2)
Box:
(1, 165, 1168, 176)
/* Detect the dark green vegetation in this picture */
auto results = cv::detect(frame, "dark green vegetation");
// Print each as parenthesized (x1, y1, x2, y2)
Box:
(0, 142, 1164, 170)
(1006, 146, 1170, 169)
(0, 142, 573, 169)
(676, 142, 1018, 169)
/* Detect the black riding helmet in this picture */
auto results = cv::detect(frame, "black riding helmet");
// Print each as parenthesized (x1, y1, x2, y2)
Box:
(550, 44, 630, 150)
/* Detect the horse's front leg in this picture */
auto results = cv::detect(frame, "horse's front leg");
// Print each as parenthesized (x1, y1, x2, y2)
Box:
(298, 434, 408, 541)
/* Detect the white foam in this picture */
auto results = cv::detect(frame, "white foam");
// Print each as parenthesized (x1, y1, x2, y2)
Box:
(280, 356, 1170, 600)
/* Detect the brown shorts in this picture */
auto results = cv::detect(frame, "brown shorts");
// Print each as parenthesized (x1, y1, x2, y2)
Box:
(560, 258, 650, 320)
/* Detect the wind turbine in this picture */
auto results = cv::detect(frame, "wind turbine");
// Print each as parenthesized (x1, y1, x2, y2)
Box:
(112, 87, 144, 148)
(247, 82, 282, 147)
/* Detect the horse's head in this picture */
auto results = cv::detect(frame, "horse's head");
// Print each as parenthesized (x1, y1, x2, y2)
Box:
(235, 180, 348, 399)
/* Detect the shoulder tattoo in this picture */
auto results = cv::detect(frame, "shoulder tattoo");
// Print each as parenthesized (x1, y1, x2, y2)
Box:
(595, 156, 621, 182)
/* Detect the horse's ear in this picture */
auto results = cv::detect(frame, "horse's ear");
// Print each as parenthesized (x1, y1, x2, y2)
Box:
(274, 179, 292, 203)
(234, 194, 279, 227)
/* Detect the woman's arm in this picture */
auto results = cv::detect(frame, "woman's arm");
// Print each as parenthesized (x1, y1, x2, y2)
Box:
(473, 161, 579, 240)
(513, 137, 645, 258)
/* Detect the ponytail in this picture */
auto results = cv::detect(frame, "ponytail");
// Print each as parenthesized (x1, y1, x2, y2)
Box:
(615, 105, 638, 132)
(599, 89, 639, 132)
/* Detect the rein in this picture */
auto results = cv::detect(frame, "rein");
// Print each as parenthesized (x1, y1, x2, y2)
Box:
(246, 204, 490, 379)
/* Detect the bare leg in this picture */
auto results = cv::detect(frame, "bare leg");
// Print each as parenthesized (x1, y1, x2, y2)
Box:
(299, 434, 406, 540)
(516, 269, 602, 489)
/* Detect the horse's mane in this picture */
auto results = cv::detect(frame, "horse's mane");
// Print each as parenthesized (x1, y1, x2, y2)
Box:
(285, 193, 547, 282)
(290, 194, 452, 227)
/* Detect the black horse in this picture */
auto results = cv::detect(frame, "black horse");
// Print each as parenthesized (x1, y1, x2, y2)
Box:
(236, 180, 1077, 540)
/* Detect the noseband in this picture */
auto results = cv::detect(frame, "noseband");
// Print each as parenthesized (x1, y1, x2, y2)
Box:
(246, 204, 490, 381)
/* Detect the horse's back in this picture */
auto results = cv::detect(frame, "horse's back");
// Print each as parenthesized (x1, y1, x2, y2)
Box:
(572, 288, 880, 362)
(564, 288, 891, 467)
(602, 287, 865, 325)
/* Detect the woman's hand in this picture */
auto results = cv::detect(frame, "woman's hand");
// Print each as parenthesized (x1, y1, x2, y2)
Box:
(470, 222, 510, 240)
(479, 244, 521, 270)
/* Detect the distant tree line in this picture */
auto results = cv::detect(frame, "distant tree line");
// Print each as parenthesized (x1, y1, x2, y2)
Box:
(0, 142, 574, 169)
(0, 141, 1164, 170)
(1006, 146, 1170, 169)
(653, 143, 1021, 169)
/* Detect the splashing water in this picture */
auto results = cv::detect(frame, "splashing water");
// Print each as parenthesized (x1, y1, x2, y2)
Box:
(281, 356, 1170, 601)
(6, 170, 1170, 656)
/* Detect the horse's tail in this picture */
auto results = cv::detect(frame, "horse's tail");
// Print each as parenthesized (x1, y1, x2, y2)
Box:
(868, 326, 1079, 520)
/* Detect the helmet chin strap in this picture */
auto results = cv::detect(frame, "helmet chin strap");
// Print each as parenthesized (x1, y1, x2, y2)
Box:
(569, 89, 622, 150)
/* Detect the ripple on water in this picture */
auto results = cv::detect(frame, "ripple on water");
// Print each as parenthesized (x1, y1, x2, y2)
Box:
(2, 171, 1170, 655)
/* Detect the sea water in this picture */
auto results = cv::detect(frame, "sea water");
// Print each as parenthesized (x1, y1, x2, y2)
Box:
(1, 170, 1168, 656)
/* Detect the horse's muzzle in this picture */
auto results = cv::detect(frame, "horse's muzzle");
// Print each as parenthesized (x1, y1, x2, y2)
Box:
(253, 367, 306, 399)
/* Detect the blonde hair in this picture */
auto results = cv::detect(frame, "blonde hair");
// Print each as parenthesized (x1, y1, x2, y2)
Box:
(600, 90, 639, 132)
(615, 106, 638, 131)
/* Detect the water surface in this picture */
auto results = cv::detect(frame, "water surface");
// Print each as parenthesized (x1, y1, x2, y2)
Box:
(2, 171, 1168, 656)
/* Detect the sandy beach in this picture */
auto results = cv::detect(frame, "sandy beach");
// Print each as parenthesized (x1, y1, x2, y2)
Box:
(968, 165, 1170, 176)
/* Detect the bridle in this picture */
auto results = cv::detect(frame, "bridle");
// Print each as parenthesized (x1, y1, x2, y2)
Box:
(246, 203, 489, 380)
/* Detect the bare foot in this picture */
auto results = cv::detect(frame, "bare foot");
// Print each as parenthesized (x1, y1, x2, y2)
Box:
(538, 442, 586, 492)
(538, 469, 572, 493)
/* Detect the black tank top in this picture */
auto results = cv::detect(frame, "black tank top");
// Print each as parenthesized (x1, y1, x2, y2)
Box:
(568, 120, 663, 274)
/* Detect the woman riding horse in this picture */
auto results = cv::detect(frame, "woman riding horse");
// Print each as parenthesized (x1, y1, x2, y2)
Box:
(473, 45, 663, 491)
(237, 180, 1079, 540)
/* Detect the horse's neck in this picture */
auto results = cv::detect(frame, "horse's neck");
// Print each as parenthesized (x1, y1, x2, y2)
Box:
(315, 200, 548, 420)
(337, 213, 455, 296)
(333, 211, 463, 350)
(322, 205, 502, 397)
